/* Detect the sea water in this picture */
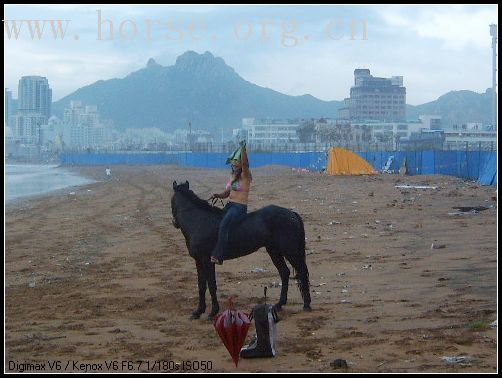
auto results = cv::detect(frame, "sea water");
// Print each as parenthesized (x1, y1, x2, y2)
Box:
(5, 164, 96, 202)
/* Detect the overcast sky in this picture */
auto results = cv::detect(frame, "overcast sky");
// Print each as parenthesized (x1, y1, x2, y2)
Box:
(4, 4, 498, 105)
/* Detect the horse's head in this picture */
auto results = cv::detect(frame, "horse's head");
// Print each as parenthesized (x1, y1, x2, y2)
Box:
(171, 180, 190, 228)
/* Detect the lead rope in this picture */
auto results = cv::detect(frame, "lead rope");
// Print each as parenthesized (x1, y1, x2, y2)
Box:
(208, 196, 225, 207)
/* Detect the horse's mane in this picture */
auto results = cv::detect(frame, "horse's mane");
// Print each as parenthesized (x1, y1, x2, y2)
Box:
(176, 186, 223, 215)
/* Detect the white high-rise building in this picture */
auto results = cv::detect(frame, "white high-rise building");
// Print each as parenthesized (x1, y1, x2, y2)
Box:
(63, 101, 106, 149)
(10, 113, 47, 144)
(18, 76, 52, 121)
(241, 118, 300, 145)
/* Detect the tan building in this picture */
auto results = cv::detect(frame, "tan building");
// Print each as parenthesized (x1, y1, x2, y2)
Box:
(339, 69, 406, 122)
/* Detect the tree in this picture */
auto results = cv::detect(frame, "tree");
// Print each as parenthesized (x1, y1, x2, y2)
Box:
(297, 119, 316, 143)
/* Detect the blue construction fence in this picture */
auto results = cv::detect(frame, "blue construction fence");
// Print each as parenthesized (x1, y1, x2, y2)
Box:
(60, 150, 497, 185)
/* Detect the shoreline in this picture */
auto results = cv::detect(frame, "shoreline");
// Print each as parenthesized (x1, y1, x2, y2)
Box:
(5, 165, 102, 210)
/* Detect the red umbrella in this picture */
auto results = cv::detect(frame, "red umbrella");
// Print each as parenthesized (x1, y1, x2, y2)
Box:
(213, 297, 251, 367)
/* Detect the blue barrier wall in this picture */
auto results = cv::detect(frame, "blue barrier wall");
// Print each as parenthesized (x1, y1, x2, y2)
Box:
(59, 150, 496, 185)
(60, 152, 180, 165)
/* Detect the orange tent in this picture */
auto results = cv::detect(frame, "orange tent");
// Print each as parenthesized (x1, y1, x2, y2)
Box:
(326, 147, 378, 175)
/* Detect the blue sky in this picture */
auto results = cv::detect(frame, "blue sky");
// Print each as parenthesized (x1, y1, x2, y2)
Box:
(4, 4, 498, 105)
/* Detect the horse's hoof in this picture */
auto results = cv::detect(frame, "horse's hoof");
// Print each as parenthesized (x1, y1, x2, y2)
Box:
(207, 310, 219, 321)
(190, 308, 205, 320)
(303, 305, 312, 312)
(273, 304, 283, 312)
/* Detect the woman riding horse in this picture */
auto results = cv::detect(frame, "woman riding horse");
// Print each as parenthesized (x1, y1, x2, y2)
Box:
(210, 140, 252, 265)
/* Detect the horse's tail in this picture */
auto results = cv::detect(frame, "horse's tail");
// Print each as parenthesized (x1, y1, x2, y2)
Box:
(289, 211, 311, 309)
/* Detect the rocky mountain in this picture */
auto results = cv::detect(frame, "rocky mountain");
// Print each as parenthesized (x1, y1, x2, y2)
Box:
(52, 51, 344, 133)
(407, 89, 495, 128)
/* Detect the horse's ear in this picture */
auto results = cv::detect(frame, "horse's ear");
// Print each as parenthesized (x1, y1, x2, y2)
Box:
(173, 181, 177, 190)
(185, 180, 189, 189)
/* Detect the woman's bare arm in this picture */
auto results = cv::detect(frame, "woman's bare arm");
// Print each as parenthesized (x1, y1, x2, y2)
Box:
(214, 188, 231, 199)
(241, 144, 250, 177)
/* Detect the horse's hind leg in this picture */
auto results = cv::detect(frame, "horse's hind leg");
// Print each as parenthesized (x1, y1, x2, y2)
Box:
(190, 261, 207, 320)
(204, 262, 220, 321)
(267, 250, 290, 311)
(285, 255, 312, 312)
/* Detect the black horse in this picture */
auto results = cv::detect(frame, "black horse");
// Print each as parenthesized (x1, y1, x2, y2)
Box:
(170, 181, 311, 320)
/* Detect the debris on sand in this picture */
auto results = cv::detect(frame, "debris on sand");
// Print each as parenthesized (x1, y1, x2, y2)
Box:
(395, 185, 438, 190)
(452, 206, 489, 212)
(441, 355, 472, 366)
(431, 243, 446, 249)
(448, 210, 480, 216)
(330, 359, 348, 369)
(251, 268, 268, 273)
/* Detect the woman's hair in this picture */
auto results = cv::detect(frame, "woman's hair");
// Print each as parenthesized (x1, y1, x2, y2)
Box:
(231, 165, 241, 176)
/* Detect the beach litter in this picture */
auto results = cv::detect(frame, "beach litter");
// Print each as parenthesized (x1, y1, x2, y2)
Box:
(431, 243, 446, 249)
(251, 268, 267, 273)
(395, 185, 438, 190)
(452, 206, 489, 212)
(441, 355, 472, 366)
(330, 359, 348, 369)
(448, 211, 480, 216)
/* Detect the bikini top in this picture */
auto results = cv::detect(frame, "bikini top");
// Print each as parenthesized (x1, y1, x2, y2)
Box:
(226, 179, 242, 192)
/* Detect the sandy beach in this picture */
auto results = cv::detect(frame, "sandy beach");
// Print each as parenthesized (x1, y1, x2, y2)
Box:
(5, 165, 498, 373)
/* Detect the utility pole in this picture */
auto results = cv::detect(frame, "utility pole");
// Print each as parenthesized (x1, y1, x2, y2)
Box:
(490, 24, 497, 129)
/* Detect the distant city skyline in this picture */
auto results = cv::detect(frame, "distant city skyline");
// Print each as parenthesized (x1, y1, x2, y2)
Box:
(4, 4, 498, 105)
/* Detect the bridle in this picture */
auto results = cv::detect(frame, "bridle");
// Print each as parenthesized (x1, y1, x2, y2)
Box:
(208, 196, 225, 207)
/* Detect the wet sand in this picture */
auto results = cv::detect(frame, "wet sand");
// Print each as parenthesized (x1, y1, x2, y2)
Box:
(5, 165, 498, 373)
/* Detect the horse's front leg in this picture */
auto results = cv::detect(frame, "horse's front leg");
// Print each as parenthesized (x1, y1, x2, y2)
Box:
(205, 262, 220, 321)
(190, 260, 207, 320)
(269, 253, 290, 311)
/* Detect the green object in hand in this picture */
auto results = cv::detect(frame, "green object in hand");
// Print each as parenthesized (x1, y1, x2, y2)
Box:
(226, 145, 242, 165)
(226, 140, 247, 165)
